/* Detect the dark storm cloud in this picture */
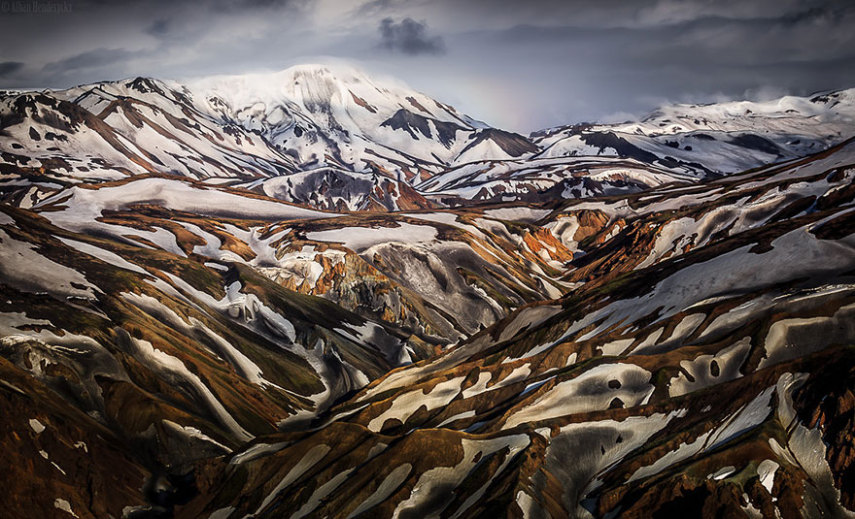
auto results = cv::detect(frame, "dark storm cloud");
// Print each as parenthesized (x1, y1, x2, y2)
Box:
(0, 62, 24, 77)
(378, 18, 445, 55)
(145, 19, 171, 37)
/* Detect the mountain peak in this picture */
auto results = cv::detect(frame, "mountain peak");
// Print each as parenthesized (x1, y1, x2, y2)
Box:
(184, 63, 392, 104)
(282, 62, 371, 83)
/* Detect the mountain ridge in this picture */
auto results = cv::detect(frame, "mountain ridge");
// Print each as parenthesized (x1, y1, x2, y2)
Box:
(3, 66, 855, 213)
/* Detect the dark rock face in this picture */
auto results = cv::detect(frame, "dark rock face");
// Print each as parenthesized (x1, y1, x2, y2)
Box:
(458, 128, 539, 158)
(728, 133, 783, 156)
(380, 108, 465, 148)
(795, 359, 855, 511)
(580, 131, 661, 163)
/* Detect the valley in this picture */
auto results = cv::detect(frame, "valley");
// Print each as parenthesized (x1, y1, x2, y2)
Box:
(1, 65, 854, 518)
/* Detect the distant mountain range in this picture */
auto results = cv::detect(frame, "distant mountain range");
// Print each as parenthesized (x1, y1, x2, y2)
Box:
(3, 64, 854, 211)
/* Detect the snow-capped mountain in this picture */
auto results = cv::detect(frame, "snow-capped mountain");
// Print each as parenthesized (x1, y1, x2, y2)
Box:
(184, 64, 495, 171)
(0, 64, 540, 211)
(533, 89, 855, 175)
(417, 89, 855, 206)
(4, 67, 855, 213)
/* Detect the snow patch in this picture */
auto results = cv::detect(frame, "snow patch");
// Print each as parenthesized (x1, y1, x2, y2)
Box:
(29, 418, 46, 434)
(306, 223, 438, 253)
(54, 499, 78, 518)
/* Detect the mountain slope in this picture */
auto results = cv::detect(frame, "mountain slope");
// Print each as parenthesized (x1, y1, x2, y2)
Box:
(0, 176, 438, 516)
(176, 138, 855, 519)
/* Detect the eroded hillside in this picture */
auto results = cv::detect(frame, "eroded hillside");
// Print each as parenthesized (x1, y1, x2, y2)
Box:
(1, 68, 855, 519)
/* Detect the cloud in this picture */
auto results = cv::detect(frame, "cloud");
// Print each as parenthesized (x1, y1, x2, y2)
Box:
(43, 48, 140, 75)
(357, 0, 392, 16)
(0, 62, 24, 77)
(145, 19, 171, 37)
(378, 17, 445, 55)
(355, 0, 415, 17)
(780, 6, 834, 26)
(633, 0, 830, 27)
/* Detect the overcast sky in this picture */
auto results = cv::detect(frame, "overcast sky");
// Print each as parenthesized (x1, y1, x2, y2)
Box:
(1, 0, 854, 132)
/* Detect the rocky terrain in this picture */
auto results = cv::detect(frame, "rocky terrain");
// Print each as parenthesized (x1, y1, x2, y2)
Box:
(1, 66, 854, 518)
